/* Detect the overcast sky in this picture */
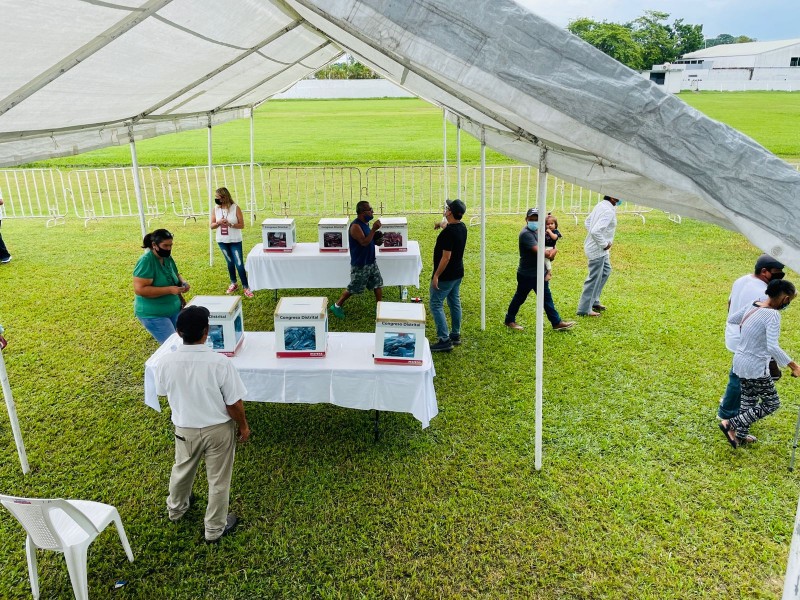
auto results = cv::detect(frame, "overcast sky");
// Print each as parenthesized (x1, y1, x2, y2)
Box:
(516, 0, 799, 41)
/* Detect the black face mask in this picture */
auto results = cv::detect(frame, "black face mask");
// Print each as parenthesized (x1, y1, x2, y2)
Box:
(154, 245, 171, 258)
(214, 199, 222, 205)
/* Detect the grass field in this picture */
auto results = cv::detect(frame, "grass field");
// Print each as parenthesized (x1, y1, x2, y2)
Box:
(1, 93, 800, 598)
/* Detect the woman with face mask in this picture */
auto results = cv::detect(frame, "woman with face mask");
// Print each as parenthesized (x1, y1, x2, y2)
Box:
(133, 228, 190, 343)
(719, 278, 800, 448)
(210, 187, 252, 298)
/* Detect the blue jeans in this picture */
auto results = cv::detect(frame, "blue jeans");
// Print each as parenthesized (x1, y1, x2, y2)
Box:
(429, 277, 462, 341)
(505, 272, 562, 327)
(717, 367, 741, 419)
(138, 313, 179, 344)
(218, 242, 248, 288)
(577, 254, 611, 314)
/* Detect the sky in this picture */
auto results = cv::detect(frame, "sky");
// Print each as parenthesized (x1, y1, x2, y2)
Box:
(516, 0, 799, 41)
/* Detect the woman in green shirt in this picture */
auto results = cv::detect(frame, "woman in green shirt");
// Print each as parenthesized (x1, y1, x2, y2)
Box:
(133, 229, 190, 343)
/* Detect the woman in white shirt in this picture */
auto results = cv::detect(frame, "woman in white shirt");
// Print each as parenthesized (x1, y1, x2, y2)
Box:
(210, 187, 252, 298)
(719, 279, 800, 448)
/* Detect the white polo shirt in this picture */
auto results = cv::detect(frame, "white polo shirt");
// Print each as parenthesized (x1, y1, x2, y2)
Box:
(154, 344, 247, 429)
(583, 200, 617, 260)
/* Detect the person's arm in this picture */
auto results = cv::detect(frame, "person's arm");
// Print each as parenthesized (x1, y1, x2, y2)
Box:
(133, 276, 183, 298)
(589, 211, 613, 250)
(225, 400, 251, 442)
(350, 220, 381, 247)
(175, 272, 190, 292)
(530, 243, 555, 259)
(432, 250, 451, 290)
(210, 208, 219, 230)
(727, 304, 748, 326)
(234, 205, 245, 229)
(766, 313, 793, 370)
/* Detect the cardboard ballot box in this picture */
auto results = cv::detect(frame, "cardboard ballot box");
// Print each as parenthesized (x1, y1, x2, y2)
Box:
(374, 301, 425, 365)
(262, 218, 296, 252)
(274, 297, 328, 358)
(187, 295, 244, 356)
(378, 217, 408, 252)
(318, 218, 350, 252)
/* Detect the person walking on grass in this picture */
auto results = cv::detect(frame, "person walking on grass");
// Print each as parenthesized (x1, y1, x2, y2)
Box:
(504, 208, 575, 332)
(429, 199, 468, 352)
(210, 187, 253, 298)
(154, 306, 251, 543)
(718, 279, 800, 449)
(330, 200, 383, 319)
(0, 190, 11, 264)
(717, 254, 785, 436)
(577, 195, 619, 316)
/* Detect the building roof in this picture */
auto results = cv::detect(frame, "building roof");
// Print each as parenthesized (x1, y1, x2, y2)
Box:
(683, 39, 800, 59)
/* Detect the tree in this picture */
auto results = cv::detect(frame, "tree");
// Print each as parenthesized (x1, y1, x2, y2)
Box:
(313, 56, 380, 80)
(567, 18, 642, 70)
(569, 11, 704, 70)
(705, 33, 756, 48)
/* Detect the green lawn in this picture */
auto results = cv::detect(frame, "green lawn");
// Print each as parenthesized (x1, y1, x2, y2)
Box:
(2, 92, 800, 598)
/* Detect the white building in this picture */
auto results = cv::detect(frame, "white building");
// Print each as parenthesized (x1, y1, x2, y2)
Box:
(644, 39, 800, 92)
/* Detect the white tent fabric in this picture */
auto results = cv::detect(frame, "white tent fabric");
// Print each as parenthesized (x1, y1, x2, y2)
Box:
(1, 0, 798, 268)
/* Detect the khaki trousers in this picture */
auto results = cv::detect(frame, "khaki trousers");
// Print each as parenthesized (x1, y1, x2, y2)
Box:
(167, 420, 236, 540)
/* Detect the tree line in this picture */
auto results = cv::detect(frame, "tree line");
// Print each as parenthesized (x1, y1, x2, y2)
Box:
(568, 10, 755, 71)
(312, 11, 757, 79)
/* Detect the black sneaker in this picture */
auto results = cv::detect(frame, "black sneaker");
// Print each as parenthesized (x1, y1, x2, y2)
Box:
(430, 338, 454, 352)
(449, 333, 461, 346)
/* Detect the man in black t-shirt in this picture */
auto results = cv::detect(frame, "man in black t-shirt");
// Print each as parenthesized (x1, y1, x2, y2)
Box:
(429, 199, 468, 352)
(504, 208, 575, 332)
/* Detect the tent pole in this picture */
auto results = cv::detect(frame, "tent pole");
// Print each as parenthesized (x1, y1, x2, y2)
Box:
(0, 332, 29, 474)
(129, 128, 146, 240)
(782, 493, 800, 599)
(250, 106, 256, 226)
(443, 108, 448, 201)
(207, 118, 214, 267)
(535, 148, 548, 471)
(480, 127, 486, 331)
(456, 116, 462, 200)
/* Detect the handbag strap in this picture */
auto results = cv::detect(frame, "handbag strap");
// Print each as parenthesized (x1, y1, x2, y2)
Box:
(739, 305, 761, 331)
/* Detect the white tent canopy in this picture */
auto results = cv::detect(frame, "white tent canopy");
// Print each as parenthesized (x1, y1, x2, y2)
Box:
(2, 0, 798, 269)
(0, 0, 796, 263)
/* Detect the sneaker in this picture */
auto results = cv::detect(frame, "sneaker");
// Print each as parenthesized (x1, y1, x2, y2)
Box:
(505, 322, 524, 330)
(0, 256, 10, 264)
(205, 513, 238, 544)
(431, 338, 454, 352)
(449, 333, 462, 346)
(225, 283, 238, 294)
(553, 321, 576, 331)
(243, 288, 254, 298)
(329, 303, 345, 319)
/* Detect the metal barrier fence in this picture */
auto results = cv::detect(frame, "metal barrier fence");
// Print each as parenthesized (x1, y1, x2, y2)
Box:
(266, 167, 362, 216)
(0, 168, 68, 227)
(66, 167, 169, 227)
(166, 164, 269, 223)
(0, 163, 686, 225)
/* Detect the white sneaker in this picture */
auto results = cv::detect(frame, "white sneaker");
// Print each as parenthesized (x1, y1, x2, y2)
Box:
(0, 256, 11, 264)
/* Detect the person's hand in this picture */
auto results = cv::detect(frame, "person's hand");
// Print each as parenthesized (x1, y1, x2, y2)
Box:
(432, 274, 439, 290)
(604, 242, 613, 250)
(549, 248, 558, 259)
(238, 425, 251, 442)
(180, 281, 190, 292)
(371, 219, 382, 231)
(791, 364, 800, 378)
(171, 285, 184, 296)
(434, 221, 442, 230)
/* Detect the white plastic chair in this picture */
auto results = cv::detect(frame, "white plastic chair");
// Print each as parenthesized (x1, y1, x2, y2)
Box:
(0, 495, 134, 600)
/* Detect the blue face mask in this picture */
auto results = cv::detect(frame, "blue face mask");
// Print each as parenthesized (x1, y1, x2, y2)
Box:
(364, 214, 373, 222)
(527, 221, 538, 231)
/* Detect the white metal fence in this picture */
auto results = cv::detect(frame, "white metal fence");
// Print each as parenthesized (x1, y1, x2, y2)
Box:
(266, 167, 362, 216)
(0, 168, 68, 227)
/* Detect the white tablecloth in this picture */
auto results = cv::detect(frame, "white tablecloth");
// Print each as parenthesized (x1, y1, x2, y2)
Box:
(245, 241, 423, 290)
(144, 332, 438, 428)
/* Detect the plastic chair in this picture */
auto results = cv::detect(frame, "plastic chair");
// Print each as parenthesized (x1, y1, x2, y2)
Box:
(0, 495, 134, 600)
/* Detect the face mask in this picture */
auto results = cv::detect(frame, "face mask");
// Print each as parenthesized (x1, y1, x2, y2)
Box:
(155, 245, 171, 258)
(779, 300, 792, 311)
(364, 214, 373, 222)
(214, 198, 222, 205)
(527, 222, 538, 231)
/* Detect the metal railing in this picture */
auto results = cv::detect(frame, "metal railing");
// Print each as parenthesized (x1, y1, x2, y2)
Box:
(267, 167, 361, 216)
(166, 164, 269, 223)
(363, 165, 457, 214)
(0, 168, 68, 227)
(66, 167, 168, 227)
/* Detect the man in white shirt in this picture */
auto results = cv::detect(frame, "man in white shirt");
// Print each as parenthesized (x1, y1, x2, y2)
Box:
(154, 306, 251, 543)
(577, 195, 619, 316)
(717, 254, 785, 429)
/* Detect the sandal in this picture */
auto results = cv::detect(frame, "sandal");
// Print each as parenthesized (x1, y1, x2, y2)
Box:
(225, 283, 238, 294)
(737, 434, 757, 444)
(718, 421, 739, 449)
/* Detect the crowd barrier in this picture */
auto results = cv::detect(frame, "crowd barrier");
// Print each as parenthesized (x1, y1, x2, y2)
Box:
(1, 163, 679, 225)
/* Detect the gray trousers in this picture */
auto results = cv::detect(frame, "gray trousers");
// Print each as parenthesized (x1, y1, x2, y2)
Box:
(167, 420, 236, 540)
(577, 254, 611, 314)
